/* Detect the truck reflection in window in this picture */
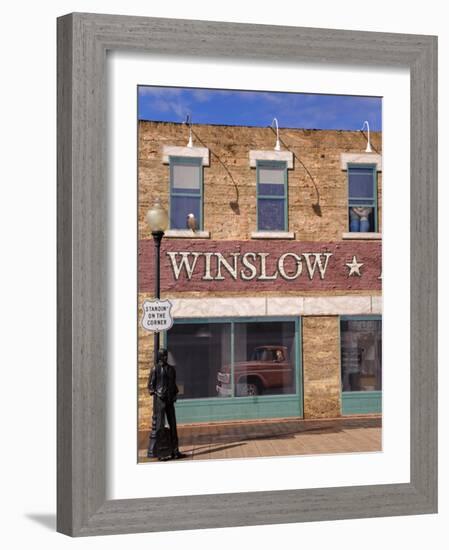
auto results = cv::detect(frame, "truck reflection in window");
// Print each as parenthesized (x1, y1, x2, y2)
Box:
(217, 345, 294, 397)
(168, 320, 297, 400)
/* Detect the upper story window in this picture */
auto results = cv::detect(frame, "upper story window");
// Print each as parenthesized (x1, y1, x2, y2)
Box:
(347, 164, 377, 233)
(169, 156, 203, 230)
(257, 160, 288, 231)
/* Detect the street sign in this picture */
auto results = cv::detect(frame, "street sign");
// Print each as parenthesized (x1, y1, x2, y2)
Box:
(141, 299, 174, 333)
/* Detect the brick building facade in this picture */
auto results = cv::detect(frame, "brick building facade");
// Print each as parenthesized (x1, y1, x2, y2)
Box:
(138, 121, 382, 436)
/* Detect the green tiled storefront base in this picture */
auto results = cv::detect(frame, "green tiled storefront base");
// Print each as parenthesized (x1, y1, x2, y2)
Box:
(175, 392, 381, 423)
(175, 395, 302, 424)
(342, 391, 382, 415)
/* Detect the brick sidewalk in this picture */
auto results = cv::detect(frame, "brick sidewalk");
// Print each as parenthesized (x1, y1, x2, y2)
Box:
(139, 415, 382, 462)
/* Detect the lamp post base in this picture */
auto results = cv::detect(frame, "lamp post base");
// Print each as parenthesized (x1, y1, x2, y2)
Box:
(147, 396, 158, 457)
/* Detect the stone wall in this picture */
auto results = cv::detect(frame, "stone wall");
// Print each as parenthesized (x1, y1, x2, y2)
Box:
(137, 122, 382, 430)
(138, 121, 382, 241)
(302, 316, 342, 418)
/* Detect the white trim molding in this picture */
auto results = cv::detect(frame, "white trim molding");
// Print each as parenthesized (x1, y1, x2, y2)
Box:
(251, 231, 295, 240)
(172, 297, 266, 318)
(302, 296, 372, 315)
(371, 296, 382, 314)
(169, 295, 382, 318)
(164, 229, 210, 239)
(342, 232, 382, 240)
(249, 149, 294, 168)
(162, 145, 210, 165)
(340, 152, 382, 171)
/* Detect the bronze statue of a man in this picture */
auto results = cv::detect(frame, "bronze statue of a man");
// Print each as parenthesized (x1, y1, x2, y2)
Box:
(147, 348, 186, 460)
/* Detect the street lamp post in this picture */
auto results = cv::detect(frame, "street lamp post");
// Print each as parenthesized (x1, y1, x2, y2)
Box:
(145, 198, 169, 458)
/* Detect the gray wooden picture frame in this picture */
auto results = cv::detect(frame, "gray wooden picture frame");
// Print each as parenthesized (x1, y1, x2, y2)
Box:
(57, 12, 438, 537)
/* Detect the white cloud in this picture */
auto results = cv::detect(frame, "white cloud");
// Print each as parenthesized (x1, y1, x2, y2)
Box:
(138, 86, 183, 98)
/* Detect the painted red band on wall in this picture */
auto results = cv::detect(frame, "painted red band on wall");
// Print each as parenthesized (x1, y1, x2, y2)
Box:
(138, 239, 382, 293)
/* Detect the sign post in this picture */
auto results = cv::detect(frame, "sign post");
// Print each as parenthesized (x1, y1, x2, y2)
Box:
(141, 299, 174, 333)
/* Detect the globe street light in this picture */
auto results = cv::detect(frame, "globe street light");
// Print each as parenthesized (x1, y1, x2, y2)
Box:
(145, 198, 169, 350)
(146, 197, 169, 234)
(145, 196, 169, 357)
(145, 198, 168, 458)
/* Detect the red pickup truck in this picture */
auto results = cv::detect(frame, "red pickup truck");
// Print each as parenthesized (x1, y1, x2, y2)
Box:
(216, 345, 293, 397)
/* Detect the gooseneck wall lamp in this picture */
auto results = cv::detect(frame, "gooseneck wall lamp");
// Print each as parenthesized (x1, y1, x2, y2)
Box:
(271, 117, 281, 151)
(361, 120, 373, 153)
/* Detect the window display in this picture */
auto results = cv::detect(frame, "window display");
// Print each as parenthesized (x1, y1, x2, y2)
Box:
(341, 319, 382, 391)
(348, 165, 377, 232)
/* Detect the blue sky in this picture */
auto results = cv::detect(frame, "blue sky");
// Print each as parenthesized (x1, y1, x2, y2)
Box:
(138, 86, 382, 131)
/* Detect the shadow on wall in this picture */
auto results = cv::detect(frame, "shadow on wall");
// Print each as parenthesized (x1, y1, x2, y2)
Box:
(269, 126, 322, 217)
(191, 128, 241, 215)
(191, 125, 327, 218)
(174, 123, 379, 220)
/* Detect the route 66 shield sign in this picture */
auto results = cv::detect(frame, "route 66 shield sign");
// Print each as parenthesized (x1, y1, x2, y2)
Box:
(141, 299, 174, 333)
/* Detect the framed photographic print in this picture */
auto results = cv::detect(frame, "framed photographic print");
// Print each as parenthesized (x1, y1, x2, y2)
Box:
(136, 86, 383, 464)
(57, 13, 437, 536)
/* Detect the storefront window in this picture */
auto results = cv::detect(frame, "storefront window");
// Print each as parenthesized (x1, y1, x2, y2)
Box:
(341, 319, 382, 392)
(168, 319, 297, 400)
(168, 322, 231, 399)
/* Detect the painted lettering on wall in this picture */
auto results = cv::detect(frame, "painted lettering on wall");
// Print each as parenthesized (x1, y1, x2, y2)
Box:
(166, 251, 332, 281)
(138, 239, 382, 292)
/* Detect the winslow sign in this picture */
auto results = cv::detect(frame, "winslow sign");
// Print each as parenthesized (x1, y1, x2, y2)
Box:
(138, 239, 382, 292)
(166, 251, 332, 281)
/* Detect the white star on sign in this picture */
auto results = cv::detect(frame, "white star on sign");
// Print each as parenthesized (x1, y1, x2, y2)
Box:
(346, 256, 364, 277)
